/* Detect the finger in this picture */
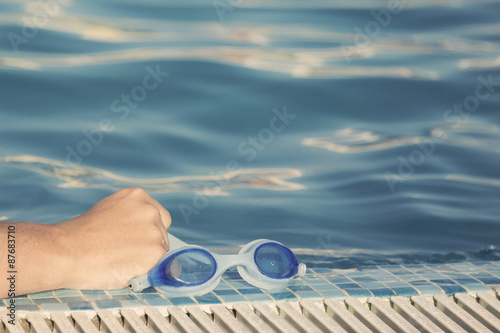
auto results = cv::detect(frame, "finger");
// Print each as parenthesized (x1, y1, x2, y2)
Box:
(147, 197, 172, 230)
(157, 219, 170, 251)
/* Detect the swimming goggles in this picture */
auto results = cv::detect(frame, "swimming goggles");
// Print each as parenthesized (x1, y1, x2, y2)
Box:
(130, 234, 306, 297)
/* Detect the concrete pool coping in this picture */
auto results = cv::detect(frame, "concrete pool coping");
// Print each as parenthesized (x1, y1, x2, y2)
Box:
(1, 260, 500, 331)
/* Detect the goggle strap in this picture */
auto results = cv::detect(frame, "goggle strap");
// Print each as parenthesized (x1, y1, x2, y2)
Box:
(130, 274, 150, 292)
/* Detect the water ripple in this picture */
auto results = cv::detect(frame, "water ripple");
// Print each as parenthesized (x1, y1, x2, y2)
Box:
(302, 122, 500, 154)
(0, 155, 305, 194)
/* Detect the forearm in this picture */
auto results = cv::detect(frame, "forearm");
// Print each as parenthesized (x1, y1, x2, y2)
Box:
(0, 222, 74, 298)
(0, 188, 171, 298)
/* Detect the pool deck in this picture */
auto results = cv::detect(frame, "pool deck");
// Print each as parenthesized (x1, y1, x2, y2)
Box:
(1, 260, 500, 331)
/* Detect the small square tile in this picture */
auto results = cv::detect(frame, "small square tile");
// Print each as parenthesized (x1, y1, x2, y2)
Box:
(370, 288, 396, 297)
(318, 290, 347, 300)
(287, 285, 314, 292)
(136, 293, 164, 300)
(313, 284, 340, 291)
(237, 288, 263, 295)
(32, 298, 60, 304)
(391, 270, 413, 276)
(312, 268, 336, 274)
(120, 299, 147, 308)
(58, 296, 86, 303)
(351, 276, 377, 282)
(4, 298, 33, 306)
(453, 278, 480, 284)
(440, 285, 467, 296)
(145, 298, 173, 307)
(214, 289, 239, 296)
(243, 293, 273, 302)
(379, 265, 402, 270)
(67, 301, 94, 311)
(325, 276, 351, 284)
(444, 273, 470, 279)
(368, 270, 392, 276)
(268, 291, 297, 301)
(294, 291, 323, 300)
(409, 280, 431, 286)
(29, 291, 54, 299)
(415, 270, 435, 275)
(470, 272, 494, 278)
(168, 297, 197, 306)
(336, 283, 361, 289)
(360, 282, 386, 289)
(219, 295, 248, 303)
(416, 285, 445, 297)
(195, 294, 221, 305)
(399, 275, 423, 281)
(9, 295, 28, 299)
(95, 299, 121, 309)
(373, 275, 399, 282)
(422, 274, 447, 280)
(391, 287, 420, 297)
(302, 277, 326, 283)
(384, 282, 412, 288)
(83, 294, 111, 301)
(111, 295, 138, 301)
(16, 305, 40, 311)
(345, 289, 373, 298)
(476, 277, 500, 285)
(430, 279, 456, 285)
(461, 284, 493, 294)
(81, 290, 107, 295)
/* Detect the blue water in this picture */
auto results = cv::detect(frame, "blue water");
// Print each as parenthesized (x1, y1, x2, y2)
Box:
(1, 0, 500, 268)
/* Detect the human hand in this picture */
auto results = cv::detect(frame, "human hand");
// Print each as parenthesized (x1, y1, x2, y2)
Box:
(57, 187, 171, 290)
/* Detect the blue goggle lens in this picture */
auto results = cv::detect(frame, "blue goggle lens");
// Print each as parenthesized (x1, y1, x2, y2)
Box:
(160, 249, 217, 287)
(254, 243, 299, 279)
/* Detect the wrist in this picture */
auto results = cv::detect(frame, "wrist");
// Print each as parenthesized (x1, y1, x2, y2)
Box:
(13, 222, 78, 295)
(49, 222, 81, 289)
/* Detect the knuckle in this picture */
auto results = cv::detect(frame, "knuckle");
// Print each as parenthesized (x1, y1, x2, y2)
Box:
(163, 209, 172, 226)
(142, 203, 161, 219)
(119, 187, 148, 197)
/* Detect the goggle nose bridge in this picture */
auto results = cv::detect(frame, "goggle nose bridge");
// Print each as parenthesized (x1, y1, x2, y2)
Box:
(211, 251, 256, 274)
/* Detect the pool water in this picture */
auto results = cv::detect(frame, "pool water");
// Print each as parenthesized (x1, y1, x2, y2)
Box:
(1, 0, 500, 269)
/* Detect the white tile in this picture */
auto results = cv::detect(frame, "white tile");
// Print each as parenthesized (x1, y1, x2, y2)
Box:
(168, 307, 203, 333)
(411, 296, 467, 333)
(253, 302, 300, 333)
(454, 293, 500, 332)
(233, 303, 274, 332)
(368, 297, 420, 333)
(433, 294, 491, 333)
(143, 308, 177, 333)
(300, 300, 347, 333)
(324, 299, 372, 333)
(277, 301, 322, 333)
(186, 306, 224, 333)
(389, 296, 443, 333)
(345, 297, 396, 333)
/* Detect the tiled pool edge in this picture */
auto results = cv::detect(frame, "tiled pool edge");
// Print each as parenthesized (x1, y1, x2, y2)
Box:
(2, 260, 500, 312)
